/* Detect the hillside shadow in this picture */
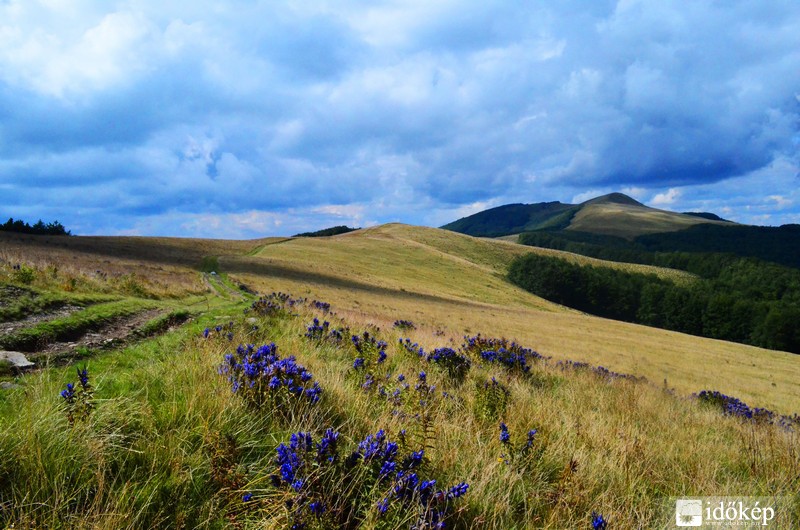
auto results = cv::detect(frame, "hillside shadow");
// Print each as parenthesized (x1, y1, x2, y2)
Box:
(221, 256, 467, 306)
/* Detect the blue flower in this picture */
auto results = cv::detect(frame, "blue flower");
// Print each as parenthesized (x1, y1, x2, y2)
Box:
(308, 501, 325, 517)
(526, 429, 537, 448)
(77, 367, 89, 388)
(316, 428, 339, 461)
(242, 492, 253, 502)
(379, 460, 396, 478)
(592, 512, 607, 529)
(447, 482, 469, 499)
(353, 358, 365, 369)
(377, 497, 390, 515)
(499, 423, 510, 444)
(403, 449, 424, 470)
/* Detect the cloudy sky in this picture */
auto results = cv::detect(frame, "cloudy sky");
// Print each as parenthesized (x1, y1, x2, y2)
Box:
(1, 0, 798, 237)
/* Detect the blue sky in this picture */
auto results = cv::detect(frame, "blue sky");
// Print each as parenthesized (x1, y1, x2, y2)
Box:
(1, 0, 798, 238)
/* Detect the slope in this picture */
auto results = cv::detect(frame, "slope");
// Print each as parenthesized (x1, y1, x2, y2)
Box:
(222, 223, 799, 414)
(3, 224, 797, 412)
(442, 192, 728, 239)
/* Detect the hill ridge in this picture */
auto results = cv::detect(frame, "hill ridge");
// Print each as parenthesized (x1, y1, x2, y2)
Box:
(442, 191, 723, 239)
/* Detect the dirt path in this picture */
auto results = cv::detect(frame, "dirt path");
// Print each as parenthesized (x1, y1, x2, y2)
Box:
(32, 308, 165, 361)
(203, 273, 245, 301)
(0, 305, 83, 336)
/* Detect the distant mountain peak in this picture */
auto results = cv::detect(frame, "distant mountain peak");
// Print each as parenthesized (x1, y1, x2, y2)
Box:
(582, 192, 643, 207)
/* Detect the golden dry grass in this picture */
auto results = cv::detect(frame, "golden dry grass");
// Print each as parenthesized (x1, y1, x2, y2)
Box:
(224, 224, 799, 414)
(2, 224, 797, 414)
(567, 203, 727, 238)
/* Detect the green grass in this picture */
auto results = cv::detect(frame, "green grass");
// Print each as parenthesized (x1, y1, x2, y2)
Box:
(1, 221, 799, 527)
(1, 298, 797, 528)
(136, 309, 193, 338)
(0, 299, 157, 352)
(0, 287, 118, 322)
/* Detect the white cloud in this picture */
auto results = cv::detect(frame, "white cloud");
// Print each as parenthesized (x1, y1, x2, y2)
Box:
(650, 188, 681, 207)
(0, 9, 157, 97)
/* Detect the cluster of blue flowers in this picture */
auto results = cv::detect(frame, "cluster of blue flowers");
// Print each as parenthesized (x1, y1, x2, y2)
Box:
(461, 334, 544, 375)
(304, 318, 348, 344)
(352, 331, 388, 358)
(393, 319, 416, 330)
(426, 347, 471, 382)
(399, 338, 426, 357)
(350, 331, 389, 374)
(203, 321, 235, 341)
(268, 428, 468, 529)
(695, 390, 800, 430)
(497, 422, 538, 466)
(219, 343, 322, 409)
(250, 292, 304, 318)
(311, 300, 331, 313)
(556, 360, 647, 384)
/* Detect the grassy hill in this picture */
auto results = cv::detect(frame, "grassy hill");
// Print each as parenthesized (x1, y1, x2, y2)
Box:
(442, 192, 727, 239)
(1, 225, 799, 528)
(566, 201, 725, 238)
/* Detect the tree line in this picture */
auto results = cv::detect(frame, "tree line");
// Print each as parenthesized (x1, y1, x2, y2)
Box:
(1, 217, 71, 236)
(508, 252, 800, 354)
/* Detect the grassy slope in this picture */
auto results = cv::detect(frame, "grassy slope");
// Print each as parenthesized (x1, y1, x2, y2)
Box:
(1, 227, 799, 528)
(2, 296, 797, 528)
(221, 224, 798, 414)
(2, 224, 798, 413)
(566, 203, 726, 239)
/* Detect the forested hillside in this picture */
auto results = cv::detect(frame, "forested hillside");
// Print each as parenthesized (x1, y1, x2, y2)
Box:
(509, 252, 800, 353)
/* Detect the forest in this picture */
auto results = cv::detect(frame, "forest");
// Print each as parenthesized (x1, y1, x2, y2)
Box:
(508, 252, 800, 354)
(1, 217, 71, 236)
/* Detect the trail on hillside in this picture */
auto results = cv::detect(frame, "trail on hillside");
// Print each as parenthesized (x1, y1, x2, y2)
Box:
(32, 308, 165, 362)
(0, 305, 84, 336)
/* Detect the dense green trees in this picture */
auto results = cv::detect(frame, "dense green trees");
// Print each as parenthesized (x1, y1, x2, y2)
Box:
(1, 217, 70, 236)
(508, 252, 800, 354)
(293, 225, 359, 237)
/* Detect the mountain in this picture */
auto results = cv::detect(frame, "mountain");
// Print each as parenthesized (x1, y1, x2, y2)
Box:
(441, 192, 726, 239)
(440, 201, 577, 237)
(682, 211, 731, 222)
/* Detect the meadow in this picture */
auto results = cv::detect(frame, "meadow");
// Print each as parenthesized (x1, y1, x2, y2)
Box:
(0, 225, 798, 528)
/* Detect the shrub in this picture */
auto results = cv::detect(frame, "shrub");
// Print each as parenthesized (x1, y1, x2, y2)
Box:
(12, 265, 35, 285)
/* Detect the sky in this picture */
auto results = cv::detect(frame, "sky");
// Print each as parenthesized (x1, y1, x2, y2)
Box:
(1, 0, 799, 238)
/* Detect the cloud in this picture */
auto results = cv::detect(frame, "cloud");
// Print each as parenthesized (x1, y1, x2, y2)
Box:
(0, 0, 798, 236)
(650, 188, 681, 207)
